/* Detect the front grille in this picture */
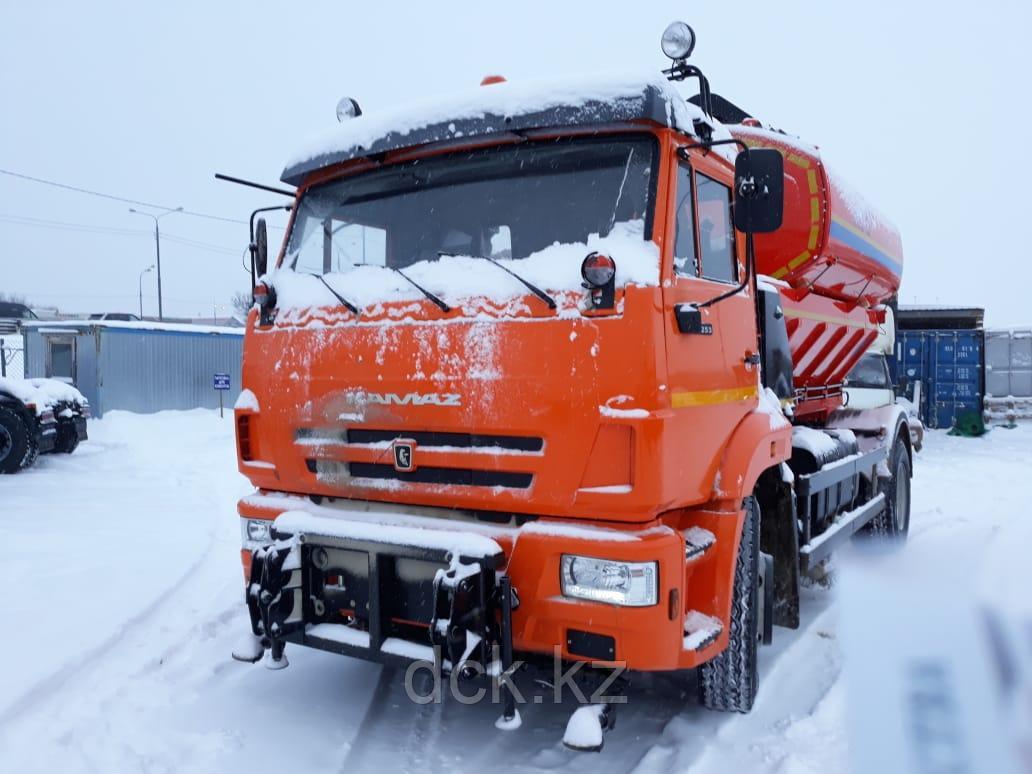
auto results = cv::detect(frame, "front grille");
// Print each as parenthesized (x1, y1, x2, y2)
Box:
(306, 459, 532, 489)
(345, 429, 543, 453)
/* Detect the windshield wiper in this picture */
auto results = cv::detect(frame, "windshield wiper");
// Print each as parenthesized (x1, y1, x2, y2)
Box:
(391, 268, 451, 313)
(438, 252, 556, 310)
(313, 274, 361, 315)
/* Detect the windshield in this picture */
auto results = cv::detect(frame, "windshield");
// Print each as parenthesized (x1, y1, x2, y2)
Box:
(847, 353, 892, 389)
(283, 136, 656, 280)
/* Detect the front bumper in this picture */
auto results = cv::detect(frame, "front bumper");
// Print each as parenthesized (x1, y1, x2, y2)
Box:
(245, 513, 509, 673)
(238, 494, 720, 672)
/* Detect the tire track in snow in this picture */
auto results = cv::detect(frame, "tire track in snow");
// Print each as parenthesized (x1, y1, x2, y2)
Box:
(630, 588, 840, 774)
(0, 533, 224, 728)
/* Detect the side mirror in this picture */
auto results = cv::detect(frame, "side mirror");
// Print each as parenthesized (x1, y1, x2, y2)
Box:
(255, 218, 269, 277)
(733, 148, 784, 234)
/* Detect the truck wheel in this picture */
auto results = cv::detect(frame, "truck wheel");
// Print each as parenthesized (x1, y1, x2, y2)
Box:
(869, 435, 911, 539)
(698, 495, 760, 713)
(21, 426, 40, 469)
(0, 407, 30, 474)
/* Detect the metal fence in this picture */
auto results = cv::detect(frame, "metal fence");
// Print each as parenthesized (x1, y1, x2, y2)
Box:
(0, 337, 25, 379)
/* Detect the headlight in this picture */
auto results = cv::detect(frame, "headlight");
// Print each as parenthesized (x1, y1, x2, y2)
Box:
(560, 555, 658, 606)
(661, 21, 696, 61)
(242, 518, 273, 545)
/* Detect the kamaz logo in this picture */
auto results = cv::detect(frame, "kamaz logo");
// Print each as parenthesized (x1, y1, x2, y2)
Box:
(364, 392, 462, 407)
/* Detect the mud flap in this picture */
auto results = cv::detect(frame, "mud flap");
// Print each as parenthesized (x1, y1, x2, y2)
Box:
(757, 471, 801, 629)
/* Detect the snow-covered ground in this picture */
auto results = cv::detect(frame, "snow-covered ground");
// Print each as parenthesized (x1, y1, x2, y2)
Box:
(1, 411, 1029, 773)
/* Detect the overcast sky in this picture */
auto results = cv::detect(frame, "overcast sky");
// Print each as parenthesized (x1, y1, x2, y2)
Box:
(2, 0, 1029, 325)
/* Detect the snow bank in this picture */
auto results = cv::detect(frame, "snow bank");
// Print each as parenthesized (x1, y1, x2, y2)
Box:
(271, 220, 658, 316)
(0, 376, 88, 414)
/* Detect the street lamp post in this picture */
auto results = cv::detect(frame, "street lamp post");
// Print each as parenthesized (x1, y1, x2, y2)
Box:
(138, 264, 155, 318)
(129, 206, 182, 320)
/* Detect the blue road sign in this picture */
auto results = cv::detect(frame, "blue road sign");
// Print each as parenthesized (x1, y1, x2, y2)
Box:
(213, 372, 231, 391)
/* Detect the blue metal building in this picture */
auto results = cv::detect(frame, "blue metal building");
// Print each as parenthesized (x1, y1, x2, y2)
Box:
(21, 321, 243, 417)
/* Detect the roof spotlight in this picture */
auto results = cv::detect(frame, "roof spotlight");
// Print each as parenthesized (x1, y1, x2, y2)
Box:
(336, 97, 363, 122)
(661, 21, 695, 61)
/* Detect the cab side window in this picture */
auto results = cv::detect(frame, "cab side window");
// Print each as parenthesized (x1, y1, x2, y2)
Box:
(695, 173, 737, 283)
(673, 164, 697, 277)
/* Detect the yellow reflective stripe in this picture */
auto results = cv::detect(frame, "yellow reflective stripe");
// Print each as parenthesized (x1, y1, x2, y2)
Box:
(787, 153, 810, 169)
(807, 225, 820, 251)
(782, 307, 877, 330)
(788, 251, 811, 270)
(806, 169, 818, 195)
(671, 385, 758, 408)
(771, 267, 789, 279)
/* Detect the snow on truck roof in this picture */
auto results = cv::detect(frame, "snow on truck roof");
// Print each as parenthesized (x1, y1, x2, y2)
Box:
(282, 73, 733, 186)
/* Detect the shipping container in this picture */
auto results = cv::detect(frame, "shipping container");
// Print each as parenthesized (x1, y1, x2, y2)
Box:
(896, 329, 984, 429)
(984, 329, 1032, 422)
(985, 329, 1032, 398)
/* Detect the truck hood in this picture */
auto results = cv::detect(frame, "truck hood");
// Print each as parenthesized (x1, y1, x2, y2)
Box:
(239, 289, 669, 522)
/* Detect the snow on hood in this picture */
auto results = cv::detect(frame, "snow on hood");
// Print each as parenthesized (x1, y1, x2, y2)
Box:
(0, 377, 88, 414)
(283, 71, 734, 179)
(269, 219, 659, 320)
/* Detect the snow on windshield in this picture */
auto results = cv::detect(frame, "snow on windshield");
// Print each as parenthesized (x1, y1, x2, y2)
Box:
(271, 219, 658, 318)
(271, 135, 661, 316)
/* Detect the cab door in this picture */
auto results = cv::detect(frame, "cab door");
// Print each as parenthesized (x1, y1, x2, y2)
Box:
(660, 144, 759, 501)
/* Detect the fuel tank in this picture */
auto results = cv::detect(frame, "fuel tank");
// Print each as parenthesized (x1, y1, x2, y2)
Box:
(731, 125, 903, 309)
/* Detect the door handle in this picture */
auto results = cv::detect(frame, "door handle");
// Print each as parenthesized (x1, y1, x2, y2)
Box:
(675, 304, 713, 335)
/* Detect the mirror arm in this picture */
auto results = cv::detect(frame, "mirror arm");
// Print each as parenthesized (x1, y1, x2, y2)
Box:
(696, 230, 754, 310)
(678, 138, 750, 158)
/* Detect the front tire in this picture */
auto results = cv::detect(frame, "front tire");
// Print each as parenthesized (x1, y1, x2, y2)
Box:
(698, 496, 760, 713)
(0, 407, 30, 474)
(869, 435, 911, 540)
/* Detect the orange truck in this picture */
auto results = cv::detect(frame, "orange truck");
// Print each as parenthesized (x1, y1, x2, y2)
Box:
(229, 22, 914, 748)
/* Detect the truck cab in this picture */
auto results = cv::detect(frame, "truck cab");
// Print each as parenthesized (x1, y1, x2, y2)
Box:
(232, 23, 910, 739)
(843, 307, 924, 449)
